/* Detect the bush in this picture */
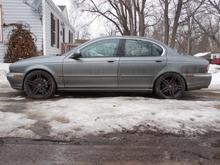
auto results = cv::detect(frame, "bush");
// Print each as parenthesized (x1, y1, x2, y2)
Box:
(4, 24, 39, 63)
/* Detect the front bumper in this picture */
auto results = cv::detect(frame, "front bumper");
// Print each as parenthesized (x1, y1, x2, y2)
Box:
(7, 72, 24, 90)
(184, 73, 212, 90)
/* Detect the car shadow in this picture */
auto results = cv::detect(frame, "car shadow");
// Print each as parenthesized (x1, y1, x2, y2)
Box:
(0, 88, 219, 102)
(55, 91, 156, 99)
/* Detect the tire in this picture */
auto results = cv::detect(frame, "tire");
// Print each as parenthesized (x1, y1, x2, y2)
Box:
(24, 70, 56, 99)
(154, 73, 186, 99)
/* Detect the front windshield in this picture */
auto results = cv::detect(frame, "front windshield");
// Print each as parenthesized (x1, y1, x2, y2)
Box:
(63, 47, 77, 57)
(63, 39, 96, 57)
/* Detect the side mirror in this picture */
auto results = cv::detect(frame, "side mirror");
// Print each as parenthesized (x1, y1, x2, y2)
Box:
(72, 51, 82, 59)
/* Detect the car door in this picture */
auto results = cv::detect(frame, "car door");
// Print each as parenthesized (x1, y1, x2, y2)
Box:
(118, 39, 167, 88)
(63, 39, 120, 88)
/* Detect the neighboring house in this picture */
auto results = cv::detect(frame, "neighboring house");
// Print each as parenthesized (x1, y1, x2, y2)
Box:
(0, 0, 75, 62)
(211, 53, 220, 60)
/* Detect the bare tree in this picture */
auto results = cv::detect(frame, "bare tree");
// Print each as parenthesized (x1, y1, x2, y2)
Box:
(69, 1, 92, 39)
(160, 0, 183, 47)
(74, 0, 158, 36)
(176, 0, 205, 54)
(192, 0, 220, 50)
(159, 0, 206, 49)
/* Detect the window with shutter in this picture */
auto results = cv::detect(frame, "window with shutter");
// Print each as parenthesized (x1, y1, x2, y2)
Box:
(51, 13, 60, 48)
(69, 30, 73, 43)
(51, 13, 56, 47)
(63, 28, 65, 43)
(57, 19, 59, 48)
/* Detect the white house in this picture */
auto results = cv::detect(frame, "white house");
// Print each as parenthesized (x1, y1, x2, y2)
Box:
(0, 0, 75, 62)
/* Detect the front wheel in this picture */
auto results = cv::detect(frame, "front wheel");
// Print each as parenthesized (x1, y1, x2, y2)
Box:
(154, 73, 186, 99)
(24, 70, 56, 99)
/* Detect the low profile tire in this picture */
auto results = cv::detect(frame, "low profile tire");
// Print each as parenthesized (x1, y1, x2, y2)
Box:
(154, 73, 186, 99)
(24, 70, 56, 99)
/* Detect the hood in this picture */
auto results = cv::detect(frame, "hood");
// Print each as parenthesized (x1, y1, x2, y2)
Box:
(13, 54, 65, 65)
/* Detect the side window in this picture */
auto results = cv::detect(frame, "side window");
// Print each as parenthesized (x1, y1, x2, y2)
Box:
(152, 43, 163, 56)
(81, 39, 119, 58)
(124, 39, 163, 57)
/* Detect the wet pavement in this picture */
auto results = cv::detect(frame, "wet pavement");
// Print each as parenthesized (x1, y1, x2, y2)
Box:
(0, 132, 220, 165)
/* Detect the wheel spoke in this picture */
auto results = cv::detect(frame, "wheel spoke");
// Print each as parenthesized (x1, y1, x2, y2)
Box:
(26, 80, 36, 86)
(161, 78, 170, 86)
(170, 77, 177, 84)
(161, 87, 169, 94)
(176, 85, 182, 90)
(40, 87, 48, 95)
(36, 73, 42, 79)
(32, 87, 40, 94)
(168, 88, 175, 97)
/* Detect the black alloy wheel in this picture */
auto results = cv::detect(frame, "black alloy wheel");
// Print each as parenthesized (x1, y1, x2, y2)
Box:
(24, 70, 56, 99)
(154, 73, 186, 99)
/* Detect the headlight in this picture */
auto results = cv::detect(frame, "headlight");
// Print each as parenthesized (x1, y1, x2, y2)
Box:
(7, 73, 24, 81)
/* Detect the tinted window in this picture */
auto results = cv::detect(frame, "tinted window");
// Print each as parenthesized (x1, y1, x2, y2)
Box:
(81, 39, 119, 58)
(124, 39, 163, 57)
(152, 43, 163, 56)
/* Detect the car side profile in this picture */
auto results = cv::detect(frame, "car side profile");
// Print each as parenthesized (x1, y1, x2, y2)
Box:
(7, 36, 212, 99)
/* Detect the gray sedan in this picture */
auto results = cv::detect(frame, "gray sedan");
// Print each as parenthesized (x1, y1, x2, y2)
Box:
(7, 36, 211, 99)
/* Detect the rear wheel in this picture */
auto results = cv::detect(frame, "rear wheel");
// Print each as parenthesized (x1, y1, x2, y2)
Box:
(24, 70, 56, 99)
(154, 73, 185, 99)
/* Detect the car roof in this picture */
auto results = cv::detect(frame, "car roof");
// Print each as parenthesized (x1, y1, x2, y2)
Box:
(92, 36, 167, 48)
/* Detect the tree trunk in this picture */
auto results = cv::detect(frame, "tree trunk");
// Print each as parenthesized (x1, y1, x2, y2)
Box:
(138, 11, 145, 36)
(164, 0, 169, 45)
(170, 0, 183, 48)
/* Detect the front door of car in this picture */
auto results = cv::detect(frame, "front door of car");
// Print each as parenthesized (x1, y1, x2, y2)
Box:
(118, 39, 167, 88)
(63, 39, 120, 88)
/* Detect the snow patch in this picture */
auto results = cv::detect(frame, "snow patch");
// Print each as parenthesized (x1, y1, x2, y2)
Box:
(0, 111, 37, 138)
(0, 63, 10, 87)
(24, 98, 220, 139)
(209, 64, 220, 89)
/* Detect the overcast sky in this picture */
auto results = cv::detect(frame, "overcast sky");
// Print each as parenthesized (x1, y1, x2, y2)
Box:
(52, 0, 105, 38)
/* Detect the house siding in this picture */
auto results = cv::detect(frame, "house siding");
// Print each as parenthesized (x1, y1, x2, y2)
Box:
(43, 0, 74, 55)
(0, 0, 43, 62)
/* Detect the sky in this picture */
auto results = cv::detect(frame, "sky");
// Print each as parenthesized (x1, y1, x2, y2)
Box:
(52, 0, 105, 38)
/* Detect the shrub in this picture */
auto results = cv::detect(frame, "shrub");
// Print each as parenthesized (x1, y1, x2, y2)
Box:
(4, 23, 39, 63)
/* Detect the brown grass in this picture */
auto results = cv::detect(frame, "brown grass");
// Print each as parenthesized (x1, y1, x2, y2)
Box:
(53, 116, 70, 123)
(214, 105, 220, 110)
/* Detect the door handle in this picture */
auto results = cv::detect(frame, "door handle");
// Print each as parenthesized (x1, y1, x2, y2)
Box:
(155, 60, 163, 63)
(107, 60, 116, 63)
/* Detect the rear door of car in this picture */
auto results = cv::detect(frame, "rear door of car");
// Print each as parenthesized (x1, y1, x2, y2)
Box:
(118, 39, 167, 88)
(63, 39, 121, 88)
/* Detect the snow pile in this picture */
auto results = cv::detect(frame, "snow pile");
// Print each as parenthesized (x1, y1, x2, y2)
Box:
(24, 97, 220, 139)
(209, 64, 220, 89)
(209, 64, 220, 74)
(0, 111, 37, 138)
(0, 63, 10, 87)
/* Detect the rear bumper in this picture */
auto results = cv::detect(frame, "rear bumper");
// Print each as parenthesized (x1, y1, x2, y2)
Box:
(7, 72, 24, 90)
(184, 73, 212, 90)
